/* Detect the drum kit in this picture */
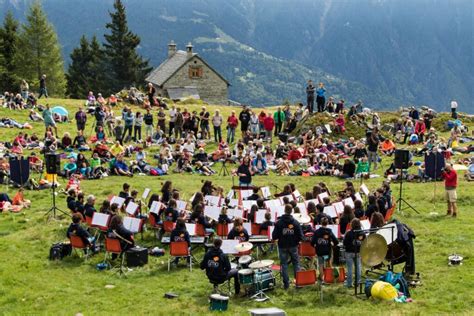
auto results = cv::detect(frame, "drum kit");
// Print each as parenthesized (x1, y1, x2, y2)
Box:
(234, 243, 275, 301)
(293, 213, 311, 224)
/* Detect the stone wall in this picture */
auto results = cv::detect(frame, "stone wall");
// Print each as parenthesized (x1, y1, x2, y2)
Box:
(163, 56, 228, 105)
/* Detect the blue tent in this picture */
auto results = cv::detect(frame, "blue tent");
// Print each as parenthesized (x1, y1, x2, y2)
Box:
(51, 106, 68, 118)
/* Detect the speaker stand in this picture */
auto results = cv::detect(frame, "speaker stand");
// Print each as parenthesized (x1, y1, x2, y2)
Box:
(396, 169, 419, 214)
(45, 182, 68, 220)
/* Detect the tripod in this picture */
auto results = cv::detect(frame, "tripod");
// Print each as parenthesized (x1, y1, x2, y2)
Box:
(396, 168, 419, 214)
(45, 180, 68, 220)
(218, 160, 230, 176)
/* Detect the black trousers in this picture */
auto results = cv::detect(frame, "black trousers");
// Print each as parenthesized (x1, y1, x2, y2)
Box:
(317, 96, 326, 112)
(307, 96, 314, 113)
(274, 122, 282, 136)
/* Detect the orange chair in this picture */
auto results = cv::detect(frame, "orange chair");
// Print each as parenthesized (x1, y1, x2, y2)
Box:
(163, 221, 176, 233)
(168, 241, 192, 272)
(195, 223, 212, 237)
(298, 241, 316, 268)
(104, 237, 126, 275)
(69, 235, 90, 261)
(295, 269, 317, 287)
(337, 267, 346, 283)
(85, 216, 93, 226)
(251, 223, 261, 236)
(323, 267, 335, 283)
(384, 204, 396, 222)
(216, 223, 229, 238)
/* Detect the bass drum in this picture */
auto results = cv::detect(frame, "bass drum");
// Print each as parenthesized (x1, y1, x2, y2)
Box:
(333, 243, 346, 266)
(385, 241, 405, 264)
(253, 269, 275, 292)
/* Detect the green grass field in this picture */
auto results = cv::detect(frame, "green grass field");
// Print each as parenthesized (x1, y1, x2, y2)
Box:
(0, 99, 473, 315)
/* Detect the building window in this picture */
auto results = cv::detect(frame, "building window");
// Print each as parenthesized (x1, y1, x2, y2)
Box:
(189, 66, 203, 79)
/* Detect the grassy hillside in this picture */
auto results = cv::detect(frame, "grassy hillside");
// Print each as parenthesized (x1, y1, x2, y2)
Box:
(0, 98, 473, 315)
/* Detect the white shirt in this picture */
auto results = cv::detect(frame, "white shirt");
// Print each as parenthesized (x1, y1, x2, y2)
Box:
(451, 101, 458, 109)
(183, 142, 195, 154)
(169, 109, 177, 122)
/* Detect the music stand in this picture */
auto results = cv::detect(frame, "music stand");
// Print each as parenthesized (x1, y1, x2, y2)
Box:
(396, 169, 419, 214)
(218, 159, 230, 176)
(45, 181, 69, 220)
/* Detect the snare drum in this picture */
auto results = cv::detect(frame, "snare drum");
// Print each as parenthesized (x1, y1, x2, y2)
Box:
(238, 269, 254, 285)
(253, 269, 275, 292)
(209, 294, 229, 311)
(238, 255, 252, 269)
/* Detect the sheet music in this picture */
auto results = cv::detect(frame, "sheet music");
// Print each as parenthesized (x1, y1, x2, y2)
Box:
(255, 210, 267, 224)
(261, 186, 271, 199)
(110, 196, 125, 208)
(149, 201, 162, 214)
(268, 226, 275, 240)
(176, 200, 187, 211)
(91, 213, 110, 227)
(189, 193, 196, 202)
(360, 184, 370, 196)
(265, 199, 280, 209)
(296, 203, 307, 215)
(242, 200, 257, 211)
(243, 222, 252, 235)
(228, 199, 239, 208)
(204, 205, 221, 221)
(205, 195, 221, 206)
(141, 188, 150, 200)
(125, 201, 139, 215)
(228, 208, 244, 219)
(123, 217, 141, 233)
(354, 192, 363, 202)
(293, 190, 302, 200)
(324, 205, 338, 218)
(333, 201, 345, 215)
(185, 223, 196, 236)
(361, 219, 371, 231)
(343, 197, 355, 209)
(240, 190, 253, 199)
(221, 239, 239, 254)
(278, 194, 294, 204)
(305, 198, 319, 207)
(318, 192, 329, 202)
(268, 205, 285, 219)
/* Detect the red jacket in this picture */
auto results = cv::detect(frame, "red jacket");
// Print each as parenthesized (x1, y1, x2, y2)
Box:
(287, 149, 302, 162)
(263, 116, 275, 131)
(415, 121, 426, 134)
(442, 169, 457, 187)
(227, 115, 239, 128)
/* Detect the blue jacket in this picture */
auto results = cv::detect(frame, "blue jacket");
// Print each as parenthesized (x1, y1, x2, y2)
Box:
(316, 87, 326, 97)
(252, 157, 267, 170)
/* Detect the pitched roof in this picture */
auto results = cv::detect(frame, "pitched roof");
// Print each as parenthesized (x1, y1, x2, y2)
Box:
(146, 50, 230, 87)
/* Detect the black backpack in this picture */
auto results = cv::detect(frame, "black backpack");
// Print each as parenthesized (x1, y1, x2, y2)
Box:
(49, 242, 72, 260)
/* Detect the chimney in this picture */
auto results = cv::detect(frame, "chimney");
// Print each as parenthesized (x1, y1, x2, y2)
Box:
(186, 42, 193, 58)
(168, 40, 177, 58)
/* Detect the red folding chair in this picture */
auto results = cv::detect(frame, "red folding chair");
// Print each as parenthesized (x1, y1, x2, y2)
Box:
(298, 241, 316, 269)
(216, 223, 229, 238)
(85, 216, 93, 227)
(295, 269, 317, 288)
(384, 204, 396, 222)
(168, 241, 192, 272)
(69, 235, 90, 261)
(195, 223, 212, 237)
(251, 223, 261, 236)
(104, 237, 126, 275)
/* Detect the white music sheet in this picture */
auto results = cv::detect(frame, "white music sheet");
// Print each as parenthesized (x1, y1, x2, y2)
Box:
(343, 197, 355, 209)
(149, 201, 162, 214)
(315, 224, 339, 238)
(242, 200, 257, 211)
(243, 222, 252, 235)
(360, 184, 370, 196)
(125, 201, 139, 215)
(324, 205, 338, 218)
(296, 202, 308, 215)
(354, 192, 363, 202)
(205, 195, 221, 206)
(261, 186, 271, 199)
(333, 201, 345, 215)
(318, 192, 329, 202)
(221, 239, 239, 254)
(255, 210, 267, 224)
(123, 217, 141, 233)
(176, 200, 187, 211)
(204, 205, 221, 221)
(141, 188, 150, 200)
(92, 213, 110, 227)
(185, 223, 196, 236)
(110, 196, 125, 208)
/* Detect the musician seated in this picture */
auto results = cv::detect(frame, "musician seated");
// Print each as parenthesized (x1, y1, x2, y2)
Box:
(108, 215, 135, 259)
(354, 200, 365, 219)
(200, 238, 240, 294)
(162, 199, 179, 222)
(311, 217, 339, 280)
(218, 207, 232, 224)
(245, 187, 261, 201)
(313, 203, 334, 225)
(67, 213, 95, 252)
(227, 218, 249, 242)
(170, 219, 191, 265)
(190, 203, 214, 233)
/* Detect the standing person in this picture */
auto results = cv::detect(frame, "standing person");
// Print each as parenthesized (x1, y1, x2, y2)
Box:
(38, 74, 48, 99)
(311, 217, 339, 280)
(122, 108, 134, 143)
(157, 107, 166, 133)
(263, 114, 275, 143)
(237, 156, 253, 187)
(147, 83, 156, 106)
(199, 106, 210, 140)
(20, 80, 29, 100)
(168, 105, 177, 137)
(450, 100, 458, 119)
(42, 104, 57, 137)
(442, 164, 458, 217)
(316, 82, 326, 112)
(249, 111, 260, 138)
(294, 103, 304, 123)
(343, 218, 366, 288)
(200, 238, 240, 294)
(75, 107, 87, 132)
(273, 107, 285, 136)
(144, 108, 154, 140)
(283, 105, 292, 131)
(174, 107, 184, 139)
(212, 110, 223, 143)
(133, 112, 143, 142)
(272, 204, 304, 289)
(239, 106, 251, 133)
(326, 97, 335, 113)
(366, 127, 382, 171)
(336, 99, 345, 114)
(226, 111, 238, 143)
(306, 80, 315, 113)
(423, 109, 434, 130)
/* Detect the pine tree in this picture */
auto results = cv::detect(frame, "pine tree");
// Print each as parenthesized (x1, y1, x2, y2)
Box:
(66, 35, 106, 98)
(16, 1, 66, 96)
(0, 11, 20, 92)
(103, 0, 151, 93)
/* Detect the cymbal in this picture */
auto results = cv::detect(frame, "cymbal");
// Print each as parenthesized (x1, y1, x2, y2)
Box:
(249, 260, 272, 269)
(235, 242, 253, 252)
(360, 234, 387, 267)
(293, 213, 311, 224)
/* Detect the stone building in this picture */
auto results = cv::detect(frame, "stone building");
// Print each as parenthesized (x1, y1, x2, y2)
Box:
(146, 41, 230, 105)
